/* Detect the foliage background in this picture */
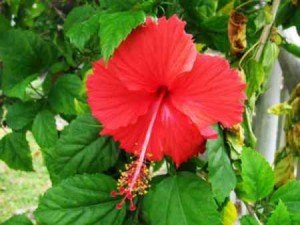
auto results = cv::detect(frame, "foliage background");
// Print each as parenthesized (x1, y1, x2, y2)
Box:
(0, 0, 300, 224)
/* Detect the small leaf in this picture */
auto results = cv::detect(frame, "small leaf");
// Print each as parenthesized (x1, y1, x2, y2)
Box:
(1, 214, 33, 225)
(34, 174, 126, 225)
(282, 42, 300, 58)
(48, 114, 119, 183)
(6, 101, 41, 131)
(240, 215, 259, 225)
(239, 147, 275, 202)
(48, 74, 82, 115)
(271, 181, 300, 221)
(143, 172, 221, 225)
(221, 201, 238, 225)
(99, 10, 146, 62)
(32, 110, 58, 148)
(206, 125, 236, 203)
(0, 132, 33, 171)
(261, 41, 280, 74)
(244, 59, 265, 98)
(268, 102, 292, 115)
(266, 201, 291, 225)
(64, 5, 100, 50)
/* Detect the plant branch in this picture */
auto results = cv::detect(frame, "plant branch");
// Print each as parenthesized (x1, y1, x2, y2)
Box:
(255, 0, 281, 61)
(245, 202, 263, 225)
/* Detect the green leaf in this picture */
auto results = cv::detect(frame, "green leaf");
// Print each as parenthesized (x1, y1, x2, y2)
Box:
(0, 14, 10, 32)
(206, 126, 236, 203)
(271, 181, 300, 221)
(99, 11, 145, 62)
(0, 132, 33, 171)
(240, 215, 259, 225)
(0, 30, 57, 99)
(100, 0, 143, 11)
(6, 0, 21, 15)
(143, 172, 221, 225)
(34, 174, 126, 225)
(1, 214, 33, 225)
(64, 5, 100, 51)
(244, 59, 265, 99)
(261, 41, 280, 74)
(283, 42, 300, 58)
(48, 74, 82, 115)
(266, 201, 291, 225)
(32, 110, 58, 148)
(239, 147, 275, 202)
(49, 114, 119, 183)
(6, 101, 41, 131)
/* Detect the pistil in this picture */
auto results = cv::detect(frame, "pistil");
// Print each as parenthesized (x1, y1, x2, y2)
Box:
(111, 89, 167, 210)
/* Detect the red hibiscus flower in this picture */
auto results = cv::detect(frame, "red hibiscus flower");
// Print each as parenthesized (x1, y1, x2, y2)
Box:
(87, 15, 245, 210)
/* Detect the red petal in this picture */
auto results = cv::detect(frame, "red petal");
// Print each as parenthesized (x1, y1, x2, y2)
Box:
(87, 60, 155, 129)
(109, 16, 197, 92)
(171, 54, 246, 132)
(102, 98, 205, 166)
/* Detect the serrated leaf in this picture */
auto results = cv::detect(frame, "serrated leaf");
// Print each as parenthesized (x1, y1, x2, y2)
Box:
(64, 5, 100, 50)
(99, 10, 145, 62)
(0, 132, 33, 171)
(0, 30, 56, 99)
(1, 214, 33, 225)
(49, 114, 119, 183)
(34, 174, 126, 225)
(6, 101, 41, 131)
(32, 110, 58, 148)
(221, 201, 238, 225)
(266, 201, 291, 225)
(239, 147, 275, 202)
(48, 74, 82, 115)
(240, 215, 259, 225)
(271, 181, 300, 221)
(143, 172, 221, 225)
(206, 126, 236, 203)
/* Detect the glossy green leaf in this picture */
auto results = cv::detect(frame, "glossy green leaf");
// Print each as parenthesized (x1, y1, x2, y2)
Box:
(0, 30, 56, 99)
(99, 10, 145, 62)
(32, 110, 58, 148)
(240, 215, 259, 225)
(271, 181, 300, 221)
(0, 14, 10, 32)
(64, 5, 100, 50)
(48, 74, 82, 115)
(283, 42, 300, 58)
(6, 101, 41, 131)
(206, 126, 236, 203)
(1, 214, 33, 225)
(34, 174, 126, 225)
(49, 114, 119, 183)
(143, 172, 221, 225)
(266, 201, 291, 225)
(0, 132, 33, 171)
(239, 147, 275, 202)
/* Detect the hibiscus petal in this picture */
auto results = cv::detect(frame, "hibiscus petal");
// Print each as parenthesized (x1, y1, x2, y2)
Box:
(87, 60, 155, 129)
(102, 98, 205, 166)
(109, 15, 197, 92)
(171, 54, 246, 132)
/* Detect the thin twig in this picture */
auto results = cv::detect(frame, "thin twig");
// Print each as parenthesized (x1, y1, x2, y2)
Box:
(255, 0, 281, 61)
(245, 203, 263, 225)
